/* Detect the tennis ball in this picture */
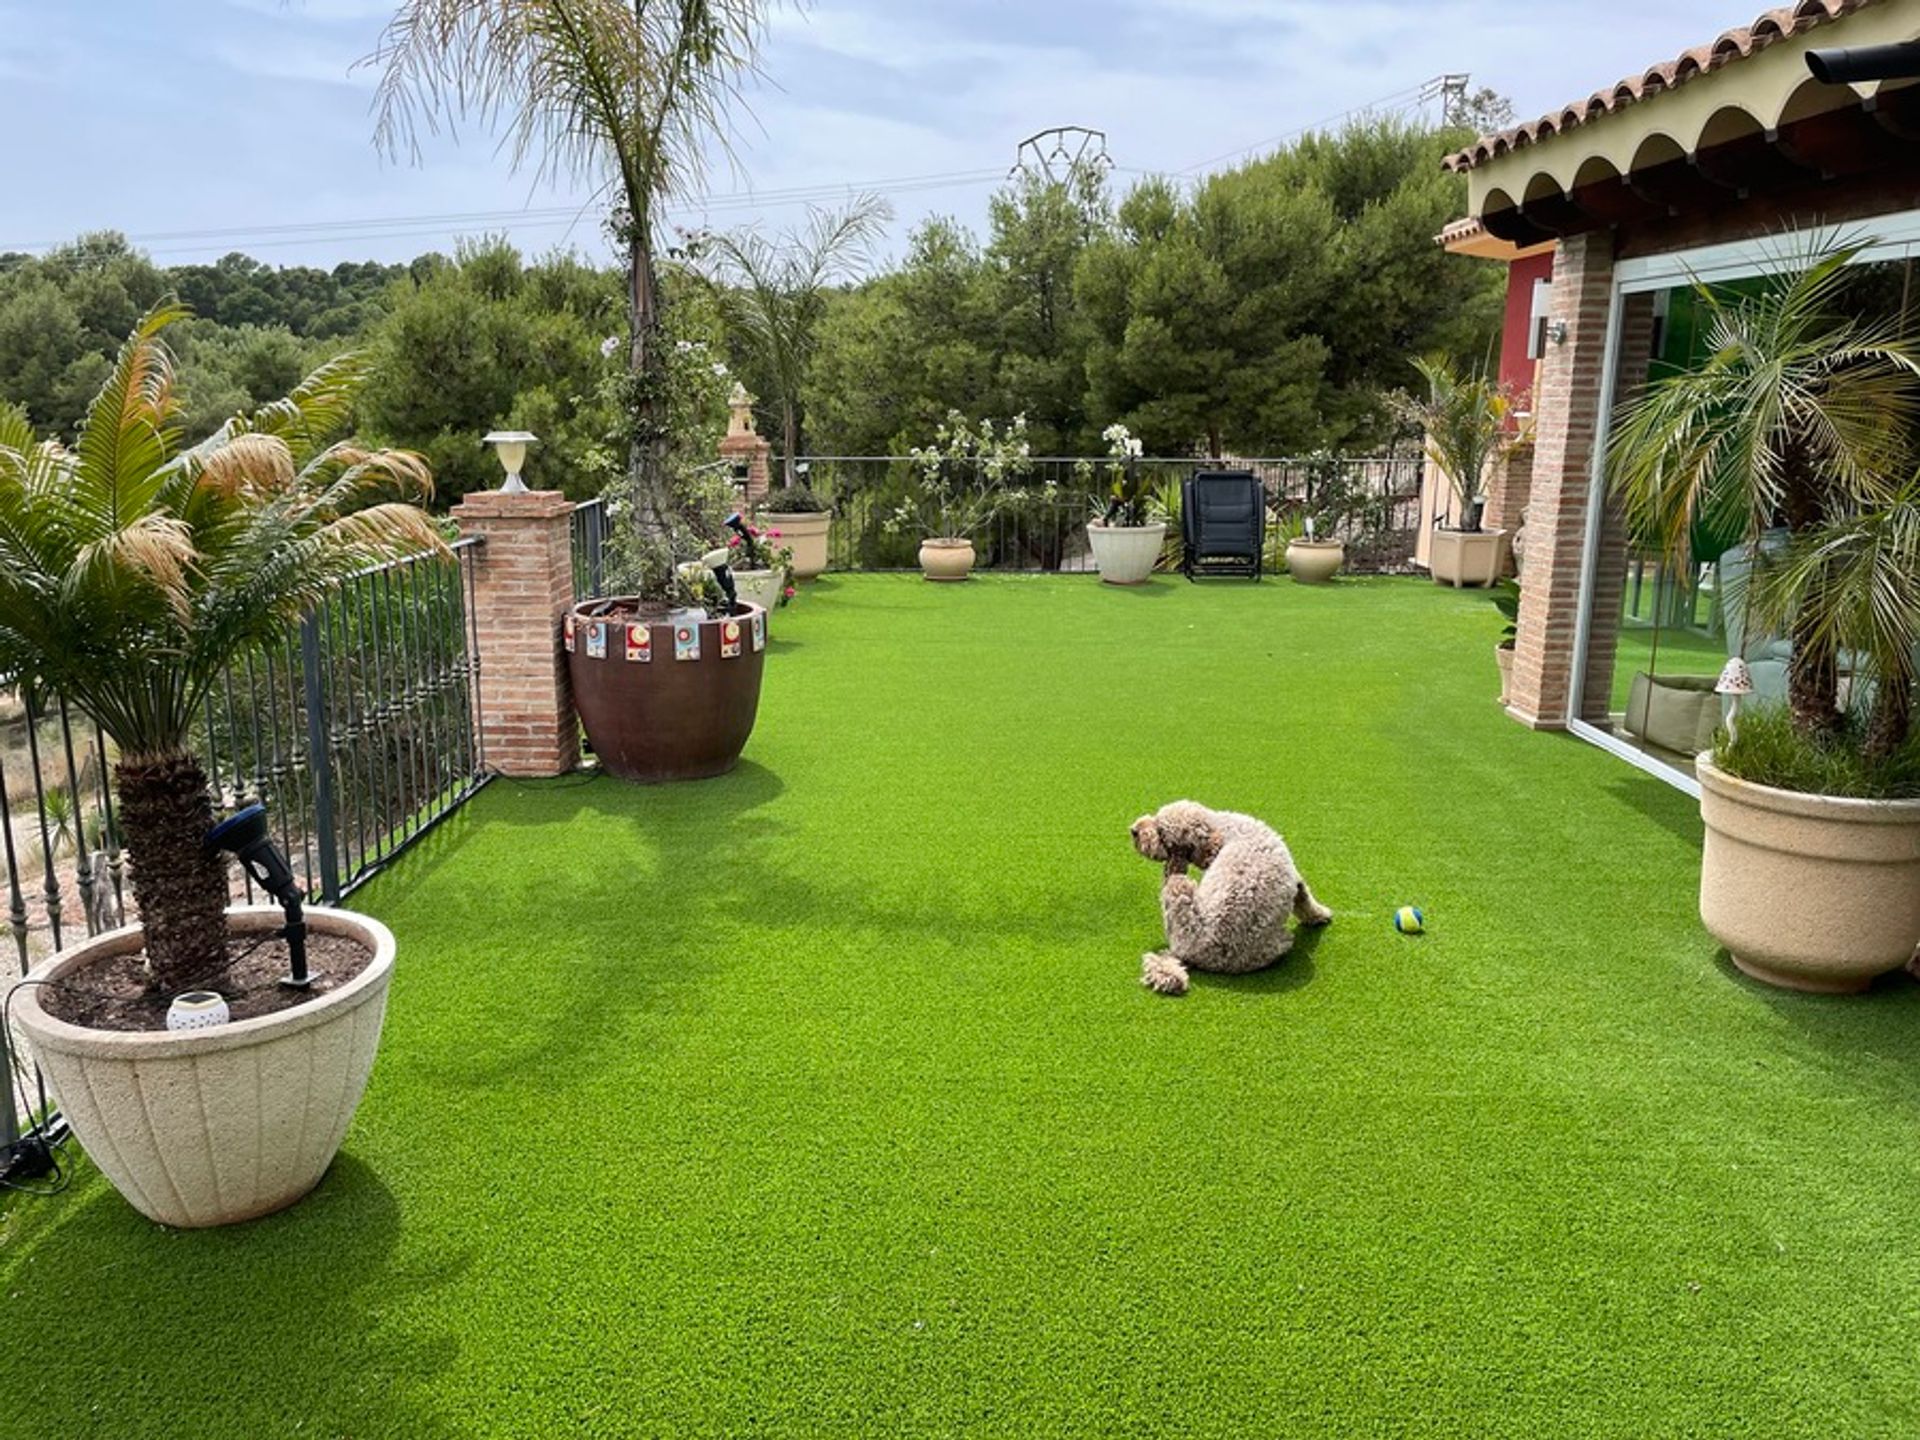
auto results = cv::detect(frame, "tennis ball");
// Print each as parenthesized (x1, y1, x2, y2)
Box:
(1393, 905, 1425, 935)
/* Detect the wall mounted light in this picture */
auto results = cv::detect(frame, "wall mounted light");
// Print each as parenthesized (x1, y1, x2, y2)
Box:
(483, 430, 539, 493)
(1546, 318, 1569, 347)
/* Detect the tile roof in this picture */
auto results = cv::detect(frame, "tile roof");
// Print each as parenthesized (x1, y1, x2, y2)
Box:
(1444, 0, 1880, 172)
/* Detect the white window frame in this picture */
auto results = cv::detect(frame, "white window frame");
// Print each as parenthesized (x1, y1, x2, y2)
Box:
(1564, 208, 1920, 793)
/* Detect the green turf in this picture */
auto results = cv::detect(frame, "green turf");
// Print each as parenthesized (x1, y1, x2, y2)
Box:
(8, 573, 1920, 1438)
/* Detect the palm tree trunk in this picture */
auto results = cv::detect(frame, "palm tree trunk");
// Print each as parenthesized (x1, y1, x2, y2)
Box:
(782, 404, 799, 487)
(116, 752, 229, 994)
(1865, 673, 1913, 764)
(1782, 449, 1844, 738)
(627, 223, 671, 541)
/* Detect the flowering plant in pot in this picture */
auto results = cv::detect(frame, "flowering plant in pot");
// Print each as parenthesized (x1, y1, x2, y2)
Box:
(723, 511, 796, 614)
(0, 305, 442, 1226)
(889, 411, 1029, 581)
(1394, 357, 1521, 587)
(1609, 243, 1920, 993)
(1081, 423, 1165, 586)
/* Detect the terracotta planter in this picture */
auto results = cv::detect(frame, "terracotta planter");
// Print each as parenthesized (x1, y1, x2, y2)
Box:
(568, 600, 767, 782)
(1495, 644, 1513, 706)
(14, 905, 394, 1228)
(1697, 754, 1920, 994)
(757, 509, 831, 580)
(1086, 522, 1167, 585)
(733, 568, 783, 617)
(1285, 539, 1345, 584)
(919, 538, 975, 582)
(1430, 527, 1508, 588)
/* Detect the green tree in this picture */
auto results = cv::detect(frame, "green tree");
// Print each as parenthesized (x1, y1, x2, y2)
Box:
(0, 307, 440, 990)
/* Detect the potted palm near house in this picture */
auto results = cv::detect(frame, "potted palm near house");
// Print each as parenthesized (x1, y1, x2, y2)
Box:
(369, 0, 776, 783)
(1398, 357, 1518, 587)
(1610, 245, 1920, 993)
(1, 306, 441, 1226)
(1083, 423, 1165, 585)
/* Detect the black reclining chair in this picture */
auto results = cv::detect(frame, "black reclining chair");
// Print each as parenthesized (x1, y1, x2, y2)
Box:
(1181, 470, 1264, 581)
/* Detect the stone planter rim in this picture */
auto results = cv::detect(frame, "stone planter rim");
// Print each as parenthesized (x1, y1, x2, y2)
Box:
(13, 905, 395, 1061)
(922, 536, 975, 548)
(1697, 752, 1920, 826)
(1286, 538, 1345, 552)
(1086, 520, 1167, 535)
(755, 507, 834, 520)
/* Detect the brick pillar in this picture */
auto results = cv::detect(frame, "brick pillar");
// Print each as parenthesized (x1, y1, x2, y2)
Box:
(719, 384, 773, 503)
(450, 489, 579, 777)
(1483, 439, 1532, 545)
(1506, 230, 1618, 730)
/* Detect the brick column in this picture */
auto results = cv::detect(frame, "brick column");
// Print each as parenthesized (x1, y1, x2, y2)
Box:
(451, 489, 579, 777)
(1483, 440, 1532, 544)
(1506, 230, 1618, 730)
(719, 384, 773, 503)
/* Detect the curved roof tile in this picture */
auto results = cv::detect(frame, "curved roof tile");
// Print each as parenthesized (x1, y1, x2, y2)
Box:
(1444, 0, 1878, 171)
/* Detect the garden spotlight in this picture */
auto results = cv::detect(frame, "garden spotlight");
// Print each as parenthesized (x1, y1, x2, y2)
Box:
(208, 804, 310, 989)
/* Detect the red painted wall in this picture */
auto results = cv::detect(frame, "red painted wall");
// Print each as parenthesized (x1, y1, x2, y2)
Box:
(1500, 249, 1555, 412)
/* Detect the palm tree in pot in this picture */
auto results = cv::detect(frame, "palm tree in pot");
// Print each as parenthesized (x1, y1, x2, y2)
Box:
(0, 305, 440, 994)
(1608, 243, 1920, 992)
(1397, 356, 1518, 587)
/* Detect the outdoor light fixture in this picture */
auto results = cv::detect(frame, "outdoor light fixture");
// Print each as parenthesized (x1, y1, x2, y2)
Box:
(1715, 657, 1755, 746)
(167, 991, 231, 1032)
(1806, 40, 1920, 85)
(208, 803, 310, 989)
(1546, 318, 1569, 346)
(482, 430, 539, 493)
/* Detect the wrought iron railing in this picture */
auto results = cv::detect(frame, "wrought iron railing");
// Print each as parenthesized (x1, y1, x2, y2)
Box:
(571, 497, 607, 601)
(768, 454, 1425, 574)
(2, 541, 488, 1177)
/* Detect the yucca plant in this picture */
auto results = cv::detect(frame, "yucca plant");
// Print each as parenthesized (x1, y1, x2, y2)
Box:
(1608, 243, 1920, 755)
(0, 304, 442, 993)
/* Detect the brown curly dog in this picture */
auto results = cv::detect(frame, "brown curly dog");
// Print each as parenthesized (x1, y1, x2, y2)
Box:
(1130, 800, 1331, 996)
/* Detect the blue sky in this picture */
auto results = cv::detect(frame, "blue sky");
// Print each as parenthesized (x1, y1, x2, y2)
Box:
(1, 0, 1749, 268)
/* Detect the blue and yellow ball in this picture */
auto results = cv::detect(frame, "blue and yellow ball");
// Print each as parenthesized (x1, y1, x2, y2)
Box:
(1393, 905, 1425, 935)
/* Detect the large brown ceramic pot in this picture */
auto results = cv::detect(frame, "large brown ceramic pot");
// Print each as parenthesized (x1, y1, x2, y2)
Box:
(1697, 754, 1920, 994)
(567, 600, 768, 782)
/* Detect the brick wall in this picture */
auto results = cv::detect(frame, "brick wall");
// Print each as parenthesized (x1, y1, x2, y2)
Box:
(1506, 232, 1659, 730)
(718, 431, 772, 503)
(450, 489, 580, 778)
(1484, 440, 1533, 559)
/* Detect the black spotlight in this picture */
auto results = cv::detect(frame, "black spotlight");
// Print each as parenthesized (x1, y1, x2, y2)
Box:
(207, 804, 310, 988)
(1806, 41, 1920, 85)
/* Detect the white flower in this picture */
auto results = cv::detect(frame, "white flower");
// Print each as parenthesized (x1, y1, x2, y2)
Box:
(600, 335, 621, 358)
(711, 362, 729, 379)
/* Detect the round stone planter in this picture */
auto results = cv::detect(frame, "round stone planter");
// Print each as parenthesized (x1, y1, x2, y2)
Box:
(1285, 539, 1345, 584)
(1697, 754, 1920, 994)
(919, 538, 976, 582)
(756, 509, 831, 580)
(13, 905, 395, 1228)
(568, 600, 767, 782)
(1086, 522, 1166, 585)
(733, 568, 784, 617)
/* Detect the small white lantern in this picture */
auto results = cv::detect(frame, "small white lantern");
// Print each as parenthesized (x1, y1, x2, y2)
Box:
(483, 430, 539, 493)
(167, 991, 231, 1032)
(1715, 657, 1755, 745)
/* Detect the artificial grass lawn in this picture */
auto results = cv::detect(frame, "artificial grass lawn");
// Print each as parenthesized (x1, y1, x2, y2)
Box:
(7, 574, 1920, 1438)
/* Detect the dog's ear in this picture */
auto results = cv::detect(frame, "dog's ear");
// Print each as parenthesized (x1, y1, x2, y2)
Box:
(1200, 823, 1225, 864)
(1131, 815, 1165, 860)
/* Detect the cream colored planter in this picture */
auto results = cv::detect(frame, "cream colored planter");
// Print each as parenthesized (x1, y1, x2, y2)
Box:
(733, 568, 783, 616)
(919, 538, 975, 582)
(757, 509, 831, 580)
(15, 905, 395, 1227)
(1086, 522, 1166, 585)
(1429, 527, 1508, 588)
(1697, 755, 1920, 994)
(1495, 644, 1513, 706)
(1285, 539, 1345, 584)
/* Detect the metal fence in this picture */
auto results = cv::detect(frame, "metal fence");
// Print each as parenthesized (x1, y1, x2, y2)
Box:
(3, 541, 489, 1176)
(775, 454, 1425, 575)
(571, 497, 607, 601)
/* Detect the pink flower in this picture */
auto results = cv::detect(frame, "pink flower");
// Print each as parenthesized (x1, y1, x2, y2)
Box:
(727, 534, 741, 548)
(767, 529, 782, 540)
(783, 585, 796, 598)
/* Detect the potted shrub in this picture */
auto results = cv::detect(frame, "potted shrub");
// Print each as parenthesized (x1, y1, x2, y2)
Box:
(722, 511, 796, 618)
(1282, 506, 1345, 584)
(0, 307, 441, 1226)
(1493, 578, 1519, 705)
(1610, 245, 1920, 993)
(755, 481, 833, 580)
(1082, 423, 1166, 585)
(1397, 357, 1519, 587)
(890, 412, 1026, 581)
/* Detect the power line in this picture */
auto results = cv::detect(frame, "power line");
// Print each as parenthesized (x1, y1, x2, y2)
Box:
(1170, 78, 1438, 176)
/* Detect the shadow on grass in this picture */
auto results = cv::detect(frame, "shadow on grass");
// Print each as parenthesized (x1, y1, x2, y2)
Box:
(1710, 947, 1920, 1096)
(1, 1154, 469, 1436)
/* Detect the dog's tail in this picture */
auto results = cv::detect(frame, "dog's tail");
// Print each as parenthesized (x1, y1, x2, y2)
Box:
(1141, 951, 1190, 997)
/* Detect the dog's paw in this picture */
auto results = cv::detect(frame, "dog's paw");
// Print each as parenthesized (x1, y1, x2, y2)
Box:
(1141, 952, 1190, 997)
(1300, 900, 1334, 927)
